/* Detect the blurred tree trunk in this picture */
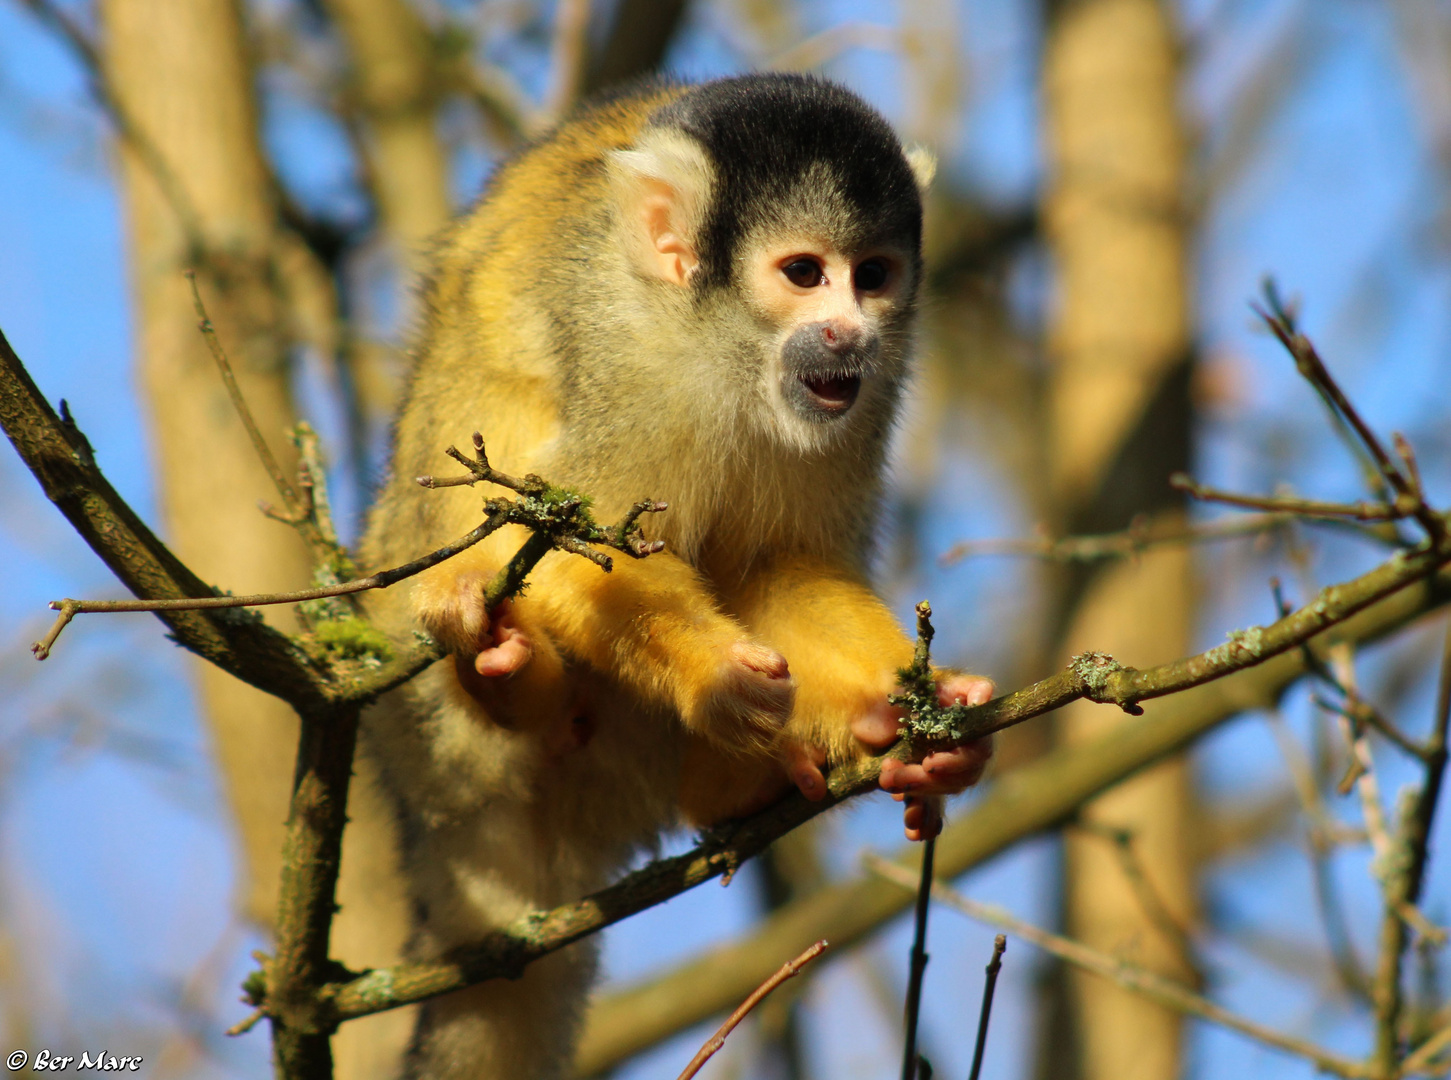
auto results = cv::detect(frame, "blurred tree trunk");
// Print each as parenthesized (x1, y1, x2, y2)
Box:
(100, 0, 309, 930)
(1039, 2, 1198, 1078)
(98, 4, 413, 1076)
(584, 0, 690, 96)
(322, 0, 451, 275)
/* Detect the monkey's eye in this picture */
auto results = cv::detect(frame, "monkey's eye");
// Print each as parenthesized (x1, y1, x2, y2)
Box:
(854, 259, 889, 292)
(782, 259, 825, 288)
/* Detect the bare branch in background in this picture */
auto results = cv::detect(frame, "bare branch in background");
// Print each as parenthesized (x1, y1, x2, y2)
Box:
(966, 935, 1007, 1080)
(1257, 281, 1446, 546)
(942, 512, 1296, 566)
(1172, 474, 1414, 524)
(546, 0, 593, 118)
(865, 857, 1375, 1079)
(767, 22, 898, 71)
(674, 941, 827, 1080)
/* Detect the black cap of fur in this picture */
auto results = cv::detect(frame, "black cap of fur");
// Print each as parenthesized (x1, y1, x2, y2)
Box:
(651, 74, 924, 290)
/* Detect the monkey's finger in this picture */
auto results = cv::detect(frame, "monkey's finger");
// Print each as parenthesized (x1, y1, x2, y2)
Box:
(784, 741, 829, 801)
(882, 740, 992, 796)
(937, 673, 994, 707)
(474, 624, 534, 677)
(878, 756, 914, 793)
(920, 739, 992, 788)
(901, 795, 944, 842)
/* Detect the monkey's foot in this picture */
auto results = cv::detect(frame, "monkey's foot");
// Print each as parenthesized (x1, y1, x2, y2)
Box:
(451, 601, 536, 705)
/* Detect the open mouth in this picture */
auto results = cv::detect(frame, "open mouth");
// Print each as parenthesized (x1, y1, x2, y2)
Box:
(799, 373, 861, 413)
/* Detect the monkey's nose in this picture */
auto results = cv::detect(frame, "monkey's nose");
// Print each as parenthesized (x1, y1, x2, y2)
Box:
(818, 320, 863, 354)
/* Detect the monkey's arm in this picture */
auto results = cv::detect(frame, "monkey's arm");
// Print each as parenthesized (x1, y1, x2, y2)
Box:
(408, 526, 791, 752)
(520, 546, 795, 751)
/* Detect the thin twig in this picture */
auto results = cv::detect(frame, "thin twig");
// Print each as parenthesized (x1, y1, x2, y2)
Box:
(901, 835, 936, 1080)
(185, 272, 305, 519)
(1171, 474, 1407, 522)
(1315, 695, 1428, 763)
(768, 22, 899, 71)
(864, 855, 1372, 1079)
(674, 941, 827, 1080)
(1401, 1019, 1451, 1076)
(1372, 620, 1451, 1073)
(967, 936, 1006, 1080)
(224, 1009, 265, 1037)
(456, 58, 544, 144)
(940, 512, 1297, 566)
(31, 513, 507, 659)
(1256, 282, 1445, 546)
(1276, 578, 1428, 763)
(1, 329, 320, 701)
(33, 433, 668, 658)
(291, 423, 338, 547)
(1264, 709, 1371, 998)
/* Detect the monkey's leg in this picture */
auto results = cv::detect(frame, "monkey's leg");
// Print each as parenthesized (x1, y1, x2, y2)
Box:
(400, 831, 598, 1080)
(404, 946, 596, 1080)
(370, 694, 608, 1080)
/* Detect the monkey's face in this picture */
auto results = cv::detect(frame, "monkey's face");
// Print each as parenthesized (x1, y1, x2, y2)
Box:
(741, 231, 916, 439)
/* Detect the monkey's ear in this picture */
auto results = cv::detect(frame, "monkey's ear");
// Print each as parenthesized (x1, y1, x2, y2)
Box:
(905, 145, 937, 195)
(609, 130, 713, 287)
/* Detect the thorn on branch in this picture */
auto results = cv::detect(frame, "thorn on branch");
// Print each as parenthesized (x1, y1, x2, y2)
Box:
(225, 1009, 265, 1037)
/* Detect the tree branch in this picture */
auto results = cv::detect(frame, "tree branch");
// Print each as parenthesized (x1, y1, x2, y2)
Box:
(0, 327, 328, 707)
(575, 571, 1451, 1074)
(675, 941, 827, 1080)
(318, 541, 1451, 1030)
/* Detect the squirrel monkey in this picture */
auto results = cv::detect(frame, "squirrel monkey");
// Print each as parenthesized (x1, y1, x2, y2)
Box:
(360, 73, 993, 1080)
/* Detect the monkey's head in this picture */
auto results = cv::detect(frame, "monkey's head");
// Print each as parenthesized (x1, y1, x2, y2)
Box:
(608, 74, 934, 452)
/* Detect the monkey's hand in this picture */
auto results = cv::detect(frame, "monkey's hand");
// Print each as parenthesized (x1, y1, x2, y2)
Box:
(786, 673, 995, 841)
